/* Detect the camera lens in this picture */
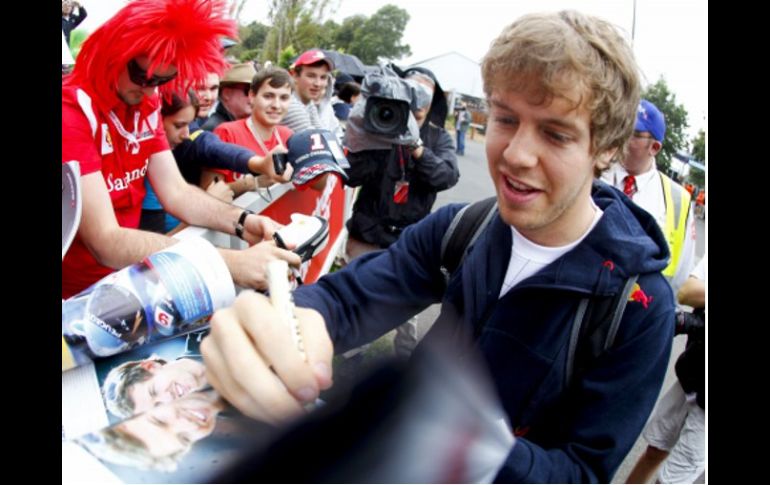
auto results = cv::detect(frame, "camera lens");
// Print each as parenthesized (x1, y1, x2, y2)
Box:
(379, 106, 395, 122)
(364, 97, 409, 136)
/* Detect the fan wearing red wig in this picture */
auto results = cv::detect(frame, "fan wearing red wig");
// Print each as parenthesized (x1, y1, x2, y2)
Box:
(61, 0, 301, 298)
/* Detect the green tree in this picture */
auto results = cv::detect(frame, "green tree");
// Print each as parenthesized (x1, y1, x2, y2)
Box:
(228, 21, 270, 62)
(292, 13, 336, 52)
(688, 129, 705, 187)
(331, 15, 366, 51)
(278, 45, 298, 69)
(641, 77, 689, 173)
(348, 5, 411, 64)
(691, 129, 705, 162)
(69, 29, 89, 60)
(262, 0, 336, 62)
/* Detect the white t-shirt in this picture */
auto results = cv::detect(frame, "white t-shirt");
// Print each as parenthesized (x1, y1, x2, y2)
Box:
(499, 203, 604, 298)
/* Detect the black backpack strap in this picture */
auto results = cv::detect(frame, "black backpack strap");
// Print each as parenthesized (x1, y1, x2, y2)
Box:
(440, 197, 498, 282)
(565, 274, 640, 386)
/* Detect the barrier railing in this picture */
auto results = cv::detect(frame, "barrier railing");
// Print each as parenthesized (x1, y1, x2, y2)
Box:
(174, 176, 355, 286)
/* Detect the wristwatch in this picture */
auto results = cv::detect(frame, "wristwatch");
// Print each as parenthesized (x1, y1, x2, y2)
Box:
(235, 209, 255, 240)
(408, 138, 423, 151)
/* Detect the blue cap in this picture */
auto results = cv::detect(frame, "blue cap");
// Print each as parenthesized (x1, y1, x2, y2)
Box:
(287, 129, 349, 188)
(635, 99, 666, 142)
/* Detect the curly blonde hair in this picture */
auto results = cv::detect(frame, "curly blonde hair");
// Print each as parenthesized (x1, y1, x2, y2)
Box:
(482, 10, 641, 163)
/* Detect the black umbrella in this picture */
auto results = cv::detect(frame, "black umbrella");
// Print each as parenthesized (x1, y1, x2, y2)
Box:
(320, 49, 367, 78)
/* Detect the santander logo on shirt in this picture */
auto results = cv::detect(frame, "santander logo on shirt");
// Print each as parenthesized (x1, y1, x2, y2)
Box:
(105, 158, 149, 193)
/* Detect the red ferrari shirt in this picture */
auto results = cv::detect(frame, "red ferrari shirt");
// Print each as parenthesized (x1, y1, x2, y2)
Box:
(61, 83, 169, 298)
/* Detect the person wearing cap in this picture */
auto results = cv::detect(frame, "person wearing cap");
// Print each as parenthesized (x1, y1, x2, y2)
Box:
(343, 67, 459, 360)
(201, 62, 257, 132)
(601, 99, 696, 293)
(210, 66, 296, 192)
(201, 11, 676, 483)
(281, 49, 341, 140)
(61, 0, 300, 298)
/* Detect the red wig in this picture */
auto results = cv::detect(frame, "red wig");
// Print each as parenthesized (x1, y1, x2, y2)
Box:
(70, 0, 237, 111)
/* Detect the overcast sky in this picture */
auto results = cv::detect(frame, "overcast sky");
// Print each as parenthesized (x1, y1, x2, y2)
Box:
(78, 0, 707, 139)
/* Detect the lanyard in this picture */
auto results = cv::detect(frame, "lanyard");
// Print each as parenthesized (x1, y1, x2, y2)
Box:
(397, 145, 408, 180)
(108, 110, 141, 154)
(247, 117, 284, 155)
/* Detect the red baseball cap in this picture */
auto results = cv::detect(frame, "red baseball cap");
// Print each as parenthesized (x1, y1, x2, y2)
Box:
(291, 49, 334, 71)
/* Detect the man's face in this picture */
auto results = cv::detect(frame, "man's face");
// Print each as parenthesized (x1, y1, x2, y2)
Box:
(117, 56, 177, 106)
(412, 106, 430, 127)
(407, 75, 434, 128)
(119, 391, 223, 458)
(163, 106, 196, 148)
(220, 84, 252, 119)
(485, 85, 614, 246)
(128, 358, 206, 414)
(293, 65, 330, 104)
(62, 1, 73, 15)
(195, 73, 220, 118)
(621, 131, 661, 175)
(249, 80, 292, 128)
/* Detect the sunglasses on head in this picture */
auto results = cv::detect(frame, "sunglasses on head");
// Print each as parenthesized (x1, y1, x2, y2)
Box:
(127, 59, 178, 87)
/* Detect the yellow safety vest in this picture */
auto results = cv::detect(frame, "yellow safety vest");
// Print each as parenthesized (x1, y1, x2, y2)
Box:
(659, 173, 691, 278)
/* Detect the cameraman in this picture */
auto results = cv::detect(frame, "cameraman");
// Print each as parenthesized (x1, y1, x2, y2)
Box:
(627, 254, 706, 483)
(344, 67, 459, 359)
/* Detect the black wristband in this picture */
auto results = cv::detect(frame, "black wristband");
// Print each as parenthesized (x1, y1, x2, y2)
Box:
(235, 209, 255, 240)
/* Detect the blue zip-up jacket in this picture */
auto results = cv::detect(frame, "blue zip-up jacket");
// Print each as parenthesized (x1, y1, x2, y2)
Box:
(295, 181, 675, 483)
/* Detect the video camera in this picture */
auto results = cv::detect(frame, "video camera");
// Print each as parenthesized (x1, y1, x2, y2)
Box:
(344, 66, 432, 153)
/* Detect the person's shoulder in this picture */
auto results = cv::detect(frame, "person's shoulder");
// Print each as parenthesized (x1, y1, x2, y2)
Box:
(213, 118, 240, 135)
(427, 121, 450, 135)
(428, 202, 469, 228)
(62, 85, 101, 131)
(288, 95, 305, 108)
(608, 270, 675, 350)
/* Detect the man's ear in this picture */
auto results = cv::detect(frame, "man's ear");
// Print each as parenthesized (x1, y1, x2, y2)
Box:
(650, 140, 663, 156)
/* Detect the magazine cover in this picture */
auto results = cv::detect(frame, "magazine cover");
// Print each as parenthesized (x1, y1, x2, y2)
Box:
(64, 387, 278, 484)
(63, 341, 513, 484)
(63, 328, 214, 440)
(63, 326, 280, 483)
(61, 237, 235, 371)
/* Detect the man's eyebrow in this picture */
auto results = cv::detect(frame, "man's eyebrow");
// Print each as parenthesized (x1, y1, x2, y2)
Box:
(542, 117, 580, 132)
(489, 98, 581, 132)
(488, 98, 511, 111)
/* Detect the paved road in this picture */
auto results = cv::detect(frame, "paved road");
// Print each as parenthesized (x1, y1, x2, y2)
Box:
(418, 138, 705, 482)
